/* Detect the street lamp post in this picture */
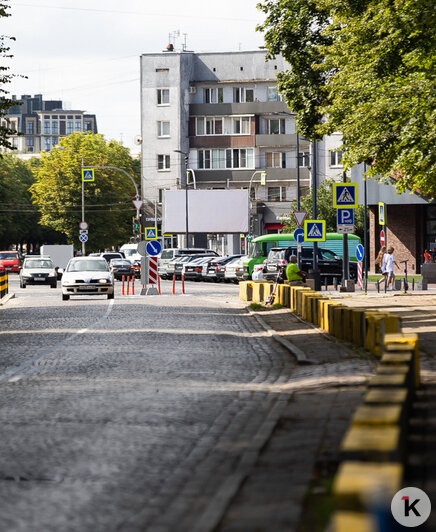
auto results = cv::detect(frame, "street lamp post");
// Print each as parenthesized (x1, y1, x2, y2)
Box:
(174, 150, 190, 248)
(248, 170, 266, 239)
(55, 146, 86, 255)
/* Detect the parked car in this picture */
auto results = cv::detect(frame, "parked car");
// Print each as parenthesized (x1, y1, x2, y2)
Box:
(132, 259, 141, 279)
(19, 256, 57, 288)
(263, 247, 358, 284)
(224, 256, 247, 284)
(204, 255, 243, 282)
(61, 257, 114, 300)
(182, 257, 212, 281)
(158, 248, 218, 279)
(0, 250, 22, 273)
(175, 254, 218, 280)
(216, 255, 244, 282)
(109, 258, 135, 280)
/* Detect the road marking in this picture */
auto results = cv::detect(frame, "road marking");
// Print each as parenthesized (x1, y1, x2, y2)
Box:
(0, 299, 115, 383)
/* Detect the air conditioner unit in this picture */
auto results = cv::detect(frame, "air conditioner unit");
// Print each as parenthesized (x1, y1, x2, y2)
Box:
(188, 86, 197, 94)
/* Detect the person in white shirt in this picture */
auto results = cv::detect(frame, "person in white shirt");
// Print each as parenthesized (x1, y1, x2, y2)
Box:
(385, 246, 399, 290)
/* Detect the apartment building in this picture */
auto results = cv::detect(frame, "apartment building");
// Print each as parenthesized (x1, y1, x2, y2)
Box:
(140, 49, 344, 248)
(1, 94, 97, 155)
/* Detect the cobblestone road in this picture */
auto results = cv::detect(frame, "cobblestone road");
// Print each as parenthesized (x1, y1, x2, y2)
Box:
(0, 279, 372, 532)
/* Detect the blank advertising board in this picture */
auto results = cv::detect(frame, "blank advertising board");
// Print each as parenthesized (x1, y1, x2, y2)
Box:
(162, 190, 249, 233)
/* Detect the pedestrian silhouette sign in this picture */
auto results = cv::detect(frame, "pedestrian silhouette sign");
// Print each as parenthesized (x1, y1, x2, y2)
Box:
(145, 227, 157, 240)
(304, 220, 326, 242)
(333, 183, 358, 208)
(82, 168, 94, 182)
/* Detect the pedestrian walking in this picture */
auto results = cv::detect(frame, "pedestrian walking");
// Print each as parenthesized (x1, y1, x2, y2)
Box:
(385, 246, 399, 290)
(375, 246, 387, 288)
(285, 255, 307, 286)
(424, 249, 432, 263)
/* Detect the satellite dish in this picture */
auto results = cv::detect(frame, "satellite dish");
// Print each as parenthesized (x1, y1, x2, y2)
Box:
(134, 135, 142, 145)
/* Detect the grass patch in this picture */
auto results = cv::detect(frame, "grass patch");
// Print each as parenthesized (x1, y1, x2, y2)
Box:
(249, 302, 263, 311)
(272, 303, 284, 309)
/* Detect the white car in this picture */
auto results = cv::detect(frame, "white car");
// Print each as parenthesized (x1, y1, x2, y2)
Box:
(61, 257, 114, 301)
(19, 256, 57, 289)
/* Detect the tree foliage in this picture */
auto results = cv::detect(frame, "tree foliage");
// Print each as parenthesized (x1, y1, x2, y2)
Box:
(281, 178, 365, 240)
(0, 155, 40, 248)
(0, 1, 21, 151)
(31, 133, 140, 252)
(257, 0, 436, 196)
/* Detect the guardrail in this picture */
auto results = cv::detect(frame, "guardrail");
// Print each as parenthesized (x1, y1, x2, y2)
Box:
(240, 281, 419, 530)
(0, 269, 8, 299)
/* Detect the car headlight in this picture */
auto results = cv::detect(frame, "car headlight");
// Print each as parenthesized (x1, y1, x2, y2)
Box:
(48, 272, 56, 277)
(98, 278, 110, 283)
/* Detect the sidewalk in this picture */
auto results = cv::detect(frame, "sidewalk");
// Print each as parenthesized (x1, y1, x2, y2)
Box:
(223, 288, 436, 531)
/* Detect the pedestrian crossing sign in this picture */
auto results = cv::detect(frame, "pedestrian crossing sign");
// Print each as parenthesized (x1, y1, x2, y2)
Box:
(304, 220, 326, 242)
(145, 226, 157, 240)
(82, 168, 95, 182)
(333, 183, 358, 208)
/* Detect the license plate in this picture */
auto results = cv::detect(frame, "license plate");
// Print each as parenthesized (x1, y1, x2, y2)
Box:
(78, 286, 95, 291)
(34, 277, 45, 281)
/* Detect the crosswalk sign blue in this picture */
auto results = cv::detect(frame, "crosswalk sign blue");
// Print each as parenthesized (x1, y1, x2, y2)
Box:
(145, 227, 157, 240)
(333, 183, 358, 208)
(304, 220, 326, 242)
(82, 168, 94, 182)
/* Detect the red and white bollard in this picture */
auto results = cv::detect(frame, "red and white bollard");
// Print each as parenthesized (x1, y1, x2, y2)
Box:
(181, 272, 185, 295)
(126, 276, 130, 296)
(122, 275, 125, 296)
(357, 261, 362, 288)
(132, 275, 135, 295)
(172, 274, 176, 295)
(158, 275, 161, 295)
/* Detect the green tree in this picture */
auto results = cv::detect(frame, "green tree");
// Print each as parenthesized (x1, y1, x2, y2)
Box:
(257, 0, 436, 196)
(0, 1, 22, 151)
(0, 155, 39, 248)
(31, 133, 140, 252)
(281, 178, 365, 240)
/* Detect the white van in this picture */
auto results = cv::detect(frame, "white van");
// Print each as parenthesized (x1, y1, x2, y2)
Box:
(158, 248, 218, 279)
(120, 243, 141, 264)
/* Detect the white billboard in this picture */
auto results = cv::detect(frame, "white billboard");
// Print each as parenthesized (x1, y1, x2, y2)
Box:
(163, 189, 249, 233)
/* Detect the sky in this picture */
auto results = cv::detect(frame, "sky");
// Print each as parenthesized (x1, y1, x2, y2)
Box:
(2, 0, 267, 154)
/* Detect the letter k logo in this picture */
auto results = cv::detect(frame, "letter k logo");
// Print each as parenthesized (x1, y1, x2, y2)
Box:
(402, 496, 421, 517)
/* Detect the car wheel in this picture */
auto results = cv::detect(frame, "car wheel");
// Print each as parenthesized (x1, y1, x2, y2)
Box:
(108, 292, 115, 299)
(62, 294, 69, 301)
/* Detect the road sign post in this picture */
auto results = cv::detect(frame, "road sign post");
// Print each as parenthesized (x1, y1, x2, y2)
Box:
(293, 227, 304, 268)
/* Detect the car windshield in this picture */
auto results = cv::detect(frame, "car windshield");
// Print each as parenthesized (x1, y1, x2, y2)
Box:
(67, 260, 109, 272)
(24, 260, 54, 269)
(0, 252, 18, 259)
(122, 249, 136, 257)
(268, 250, 285, 261)
(320, 249, 338, 260)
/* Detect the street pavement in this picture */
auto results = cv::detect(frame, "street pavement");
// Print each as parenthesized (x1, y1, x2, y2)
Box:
(1, 277, 433, 531)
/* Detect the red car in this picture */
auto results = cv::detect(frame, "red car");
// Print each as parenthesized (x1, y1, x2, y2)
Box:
(0, 251, 22, 273)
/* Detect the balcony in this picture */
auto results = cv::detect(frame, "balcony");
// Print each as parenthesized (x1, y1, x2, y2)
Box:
(189, 101, 293, 116)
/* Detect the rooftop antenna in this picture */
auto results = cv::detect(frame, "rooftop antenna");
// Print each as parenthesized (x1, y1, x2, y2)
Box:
(182, 33, 188, 52)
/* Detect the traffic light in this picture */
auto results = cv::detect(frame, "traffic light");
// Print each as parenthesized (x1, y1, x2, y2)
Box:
(133, 216, 140, 235)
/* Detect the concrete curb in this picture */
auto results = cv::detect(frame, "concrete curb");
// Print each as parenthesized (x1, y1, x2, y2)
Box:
(246, 307, 314, 365)
(0, 292, 15, 306)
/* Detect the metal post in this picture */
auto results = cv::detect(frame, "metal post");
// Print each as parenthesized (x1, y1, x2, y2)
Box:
(296, 133, 300, 210)
(342, 170, 349, 286)
(363, 163, 368, 293)
(311, 140, 320, 290)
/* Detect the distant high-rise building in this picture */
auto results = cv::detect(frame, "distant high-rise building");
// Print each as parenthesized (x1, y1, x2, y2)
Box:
(1, 94, 98, 154)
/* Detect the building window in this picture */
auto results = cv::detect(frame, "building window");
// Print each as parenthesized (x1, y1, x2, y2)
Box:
(44, 120, 50, 134)
(197, 148, 254, 170)
(75, 120, 82, 131)
(233, 116, 251, 135)
(44, 137, 51, 151)
(268, 119, 285, 135)
(203, 87, 223, 104)
(299, 151, 310, 167)
(67, 120, 74, 134)
(51, 121, 59, 134)
(157, 88, 170, 105)
(26, 137, 34, 147)
(330, 150, 343, 166)
(157, 121, 170, 138)
(52, 136, 58, 146)
(234, 87, 254, 103)
(157, 154, 170, 170)
(26, 121, 34, 135)
(268, 186, 286, 201)
(84, 121, 92, 132)
(266, 152, 286, 168)
(267, 87, 282, 102)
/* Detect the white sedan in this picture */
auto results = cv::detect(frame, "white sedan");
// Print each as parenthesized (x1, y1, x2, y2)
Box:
(61, 257, 114, 301)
